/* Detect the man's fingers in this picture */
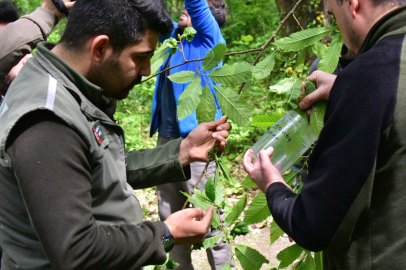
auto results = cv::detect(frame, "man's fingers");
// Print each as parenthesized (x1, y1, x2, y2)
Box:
(216, 122, 232, 132)
(64, 0, 75, 10)
(299, 89, 324, 109)
(204, 116, 228, 131)
(200, 206, 214, 226)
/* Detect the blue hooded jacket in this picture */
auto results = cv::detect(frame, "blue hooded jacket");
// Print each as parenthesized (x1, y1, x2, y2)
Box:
(150, 0, 225, 138)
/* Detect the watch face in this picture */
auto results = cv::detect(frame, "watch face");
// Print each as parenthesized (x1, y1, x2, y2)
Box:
(163, 236, 175, 253)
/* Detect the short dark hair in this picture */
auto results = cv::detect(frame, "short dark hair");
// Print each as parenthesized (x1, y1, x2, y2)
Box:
(0, 1, 19, 24)
(207, 0, 227, 28)
(59, 0, 173, 53)
(335, 0, 406, 5)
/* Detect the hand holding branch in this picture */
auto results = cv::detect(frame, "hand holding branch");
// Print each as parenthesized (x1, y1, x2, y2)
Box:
(179, 116, 231, 166)
(164, 207, 214, 245)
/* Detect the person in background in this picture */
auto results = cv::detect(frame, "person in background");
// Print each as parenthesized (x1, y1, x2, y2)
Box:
(0, 1, 18, 30)
(0, 0, 232, 268)
(244, 0, 406, 268)
(150, 0, 233, 269)
(0, 0, 75, 105)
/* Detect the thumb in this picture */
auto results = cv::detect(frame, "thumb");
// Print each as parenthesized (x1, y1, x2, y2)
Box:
(203, 116, 227, 131)
(201, 206, 214, 226)
(299, 89, 324, 109)
(65, 1, 75, 11)
(258, 148, 274, 171)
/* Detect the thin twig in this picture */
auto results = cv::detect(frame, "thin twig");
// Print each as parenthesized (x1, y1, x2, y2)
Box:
(293, 13, 305, 30)
(141, 49, 263, 83)
(237, 0, 305, 94)
(182, 161, 211, 210)
(179, 37, 187, 62)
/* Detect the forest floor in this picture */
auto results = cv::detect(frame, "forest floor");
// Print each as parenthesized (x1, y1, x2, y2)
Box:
(135, 187, 292, 270)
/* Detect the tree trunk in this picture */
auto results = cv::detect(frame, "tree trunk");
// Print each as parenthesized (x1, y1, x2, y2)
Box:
(274, 0, 331, 37)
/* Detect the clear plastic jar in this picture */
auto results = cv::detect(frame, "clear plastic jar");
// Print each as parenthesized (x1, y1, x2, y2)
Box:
(250, 110, 317, 174)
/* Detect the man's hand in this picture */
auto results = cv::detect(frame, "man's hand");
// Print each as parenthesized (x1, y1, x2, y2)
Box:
(4, 54, 32, 88)
(243, 148, 288, 193)
(179, 116, 231, 166)
(42, 0, 75, 20)
(164, 207, 214, 245)
(299, 70, 337, 114)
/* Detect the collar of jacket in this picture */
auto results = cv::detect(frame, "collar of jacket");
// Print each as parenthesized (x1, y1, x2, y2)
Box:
(36, 42, 104, 109)
(340, 5, 406, 69)
(359, 4, 406, 54)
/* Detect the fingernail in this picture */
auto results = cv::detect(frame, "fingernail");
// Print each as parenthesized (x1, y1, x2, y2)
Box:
(216, 126, 223, 131)
(212, 133, 218, 138)
(299, 101, 306, 109)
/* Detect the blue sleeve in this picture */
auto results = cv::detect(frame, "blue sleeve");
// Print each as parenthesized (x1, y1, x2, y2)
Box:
(185, 0, 223, 47)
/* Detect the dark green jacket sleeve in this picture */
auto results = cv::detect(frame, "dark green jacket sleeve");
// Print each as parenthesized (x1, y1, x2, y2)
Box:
(0, 7, 57, 91)
(126, 138, 191, 189)
(6, 111, 168, 269)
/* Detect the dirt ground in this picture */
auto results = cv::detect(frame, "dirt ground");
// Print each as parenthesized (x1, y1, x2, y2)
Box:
(134, 188, 292, 270)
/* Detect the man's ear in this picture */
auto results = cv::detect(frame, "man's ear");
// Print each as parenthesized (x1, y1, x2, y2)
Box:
(348, 0, 360, 18)
(90, 35, 113, 63)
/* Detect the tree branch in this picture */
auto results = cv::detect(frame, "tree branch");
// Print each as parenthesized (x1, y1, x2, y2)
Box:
(237, 0, 305, 94)
(141, 48, 263, 83)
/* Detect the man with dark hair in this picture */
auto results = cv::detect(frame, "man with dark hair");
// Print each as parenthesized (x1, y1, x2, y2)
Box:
(244, 0, 406, 268)
(0, 0, 75, 104)
(0, 0, 232, 269)
(150, 0, 231, 269)
(0, 0, 18, 29)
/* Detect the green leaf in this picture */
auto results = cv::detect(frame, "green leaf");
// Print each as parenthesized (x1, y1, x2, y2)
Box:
(150, 44, 170, 74)
(211, 208, 221, 228)
(231, 221, 250, 239)
(213, 86, 251, 127)
(209, 62, 253, 86)
(243, 192, 271, 225)
(253, 53, 275, 79)
(165, 258, 180, 269)
(305, 79, 317, 96)
(314, 252, 323, 270)
(182, 190, 212, 211)
(277, 244, 305, 269)
(318, 33, 343, 74)
(220, 263, 232, 270)
(201, 234, 223, 249)
(235, 245, 269, 270)
(307, 42, 327, 59)
(287, 79, 303, 109)
(203, 43, 227, 71)
(177, 77, 203, 120)
(297, 254, 316, 270)
(205, 177, 216, 203)
(270, 219, 285, 245)
(214, 180, 225, 206)
(225, 196, 247, 226)
(168, 71, 196, 84)
(250, 113, 284, 127)
(269, 77, 301, 99)
(274, 27, 334, 52)
(181, 27, 197, 42)
(282, 172, 297, 186)
(196, 85, 217, 123)
(218, 160, 232, 183)
(242, 175, 257, 188)
(310, 100, 327, 136)
(295, 49, 307, 74)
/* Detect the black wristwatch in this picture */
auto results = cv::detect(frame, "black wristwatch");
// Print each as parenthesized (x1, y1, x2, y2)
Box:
(163, 223, 175, 253)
